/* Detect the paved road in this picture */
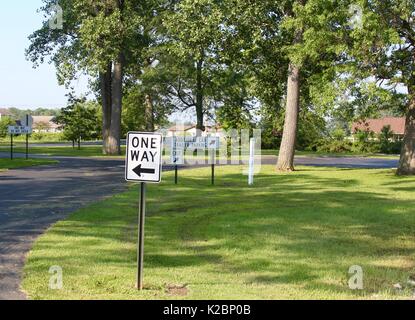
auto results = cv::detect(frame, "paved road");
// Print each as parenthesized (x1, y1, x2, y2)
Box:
(0, 153, 398, 300)
(283, 155, 398, 169)
(0, 156, 126, 300)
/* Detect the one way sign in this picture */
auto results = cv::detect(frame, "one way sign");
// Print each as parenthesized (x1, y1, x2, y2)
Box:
(125, 132, 163, 183)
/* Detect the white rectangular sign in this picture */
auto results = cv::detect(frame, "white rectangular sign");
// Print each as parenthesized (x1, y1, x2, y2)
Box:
(125, 132, 163, 183)
(8, 126, 32, 135)
(207, 136, 220, 150)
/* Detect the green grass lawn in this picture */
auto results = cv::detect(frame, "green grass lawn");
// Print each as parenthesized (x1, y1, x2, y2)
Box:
(0, 158, 58, 171)
(0, 143, 399, 159)
(262, 149, 399, 159)
(22, 165, 415, 300)
(0, 145, 126, 158)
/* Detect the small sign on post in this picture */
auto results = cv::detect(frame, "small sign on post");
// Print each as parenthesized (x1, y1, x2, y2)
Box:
(8, 125, 32, 160)
(207, 136, 219, 185)
(125, 132, 163, 291)
(248, 138, 255, 186)
(171, 136, 184, 184)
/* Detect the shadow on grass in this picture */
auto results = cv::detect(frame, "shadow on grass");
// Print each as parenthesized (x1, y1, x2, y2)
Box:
(23, 167, 415, 298)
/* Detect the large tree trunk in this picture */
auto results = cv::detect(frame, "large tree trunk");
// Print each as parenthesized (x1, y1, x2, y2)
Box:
(144, 93, 154, 132)
(107, 53, 124, 155)
(195, 56, 204, 135)
(100, 62, 112, 154)
(276, 63, 301, 171)
(397, 92, 415, 175)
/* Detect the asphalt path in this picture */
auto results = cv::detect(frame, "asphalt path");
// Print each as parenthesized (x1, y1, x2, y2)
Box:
(0, 156, 126, 300)
(0, 152, 398, 300)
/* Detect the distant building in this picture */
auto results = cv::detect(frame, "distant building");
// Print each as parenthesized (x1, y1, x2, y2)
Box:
(0, 108, 12, 120)
(165, 124, 224, 137)
(32, 116, 61, 133)
(352, 117, 405, 140)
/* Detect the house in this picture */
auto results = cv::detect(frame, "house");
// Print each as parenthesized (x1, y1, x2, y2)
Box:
(352, 117, 405, 140)
(32, 116, 61, 133)
(165, 124, 224, 137)
(0, 108, 12, 121)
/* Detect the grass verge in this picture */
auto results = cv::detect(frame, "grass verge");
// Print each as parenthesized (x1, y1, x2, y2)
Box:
(0, 146, 126, 158)
(0, 158, 58, 171)
(22, 165, 415, 300)
(262, 149, 399, 159)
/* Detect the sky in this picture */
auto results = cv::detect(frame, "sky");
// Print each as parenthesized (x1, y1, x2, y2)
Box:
(0, 1, 88, 110)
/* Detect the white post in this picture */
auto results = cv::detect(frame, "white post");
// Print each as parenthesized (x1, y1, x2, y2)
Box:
(248, 138, 255, 185)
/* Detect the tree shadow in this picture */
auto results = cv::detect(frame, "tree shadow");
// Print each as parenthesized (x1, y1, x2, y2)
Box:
(21, 167, 415, 298)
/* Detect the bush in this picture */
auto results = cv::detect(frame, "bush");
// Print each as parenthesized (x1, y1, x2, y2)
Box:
(0, 117, 15, 138)
(351, 130, 379, 153)
(378, 125, 402, 154)
(30, 132, 65, 142)
(315, 139, 352, 153)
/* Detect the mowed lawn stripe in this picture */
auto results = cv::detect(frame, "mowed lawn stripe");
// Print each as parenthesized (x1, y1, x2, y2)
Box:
(22, 166, 415, 300)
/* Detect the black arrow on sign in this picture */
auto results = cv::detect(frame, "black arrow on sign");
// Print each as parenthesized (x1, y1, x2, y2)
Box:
(133, 164, 156, 177)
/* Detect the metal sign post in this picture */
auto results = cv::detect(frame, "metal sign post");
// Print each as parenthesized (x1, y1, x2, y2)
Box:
(248, 138, 255, 186)
(169, 135, 219, 185)
(8, 124, 32, 160)
(207, 137, 219, 186)
(170, 136, 184, 185)
(137, 182, 146, 290)
(25, 115, 29, 160)
(10, 134, 13, 160)
(211, 151, 215, 185)
(125, 132, 163, 291)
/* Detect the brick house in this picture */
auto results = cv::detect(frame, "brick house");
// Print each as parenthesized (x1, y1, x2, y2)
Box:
(352, 117, 405, 140)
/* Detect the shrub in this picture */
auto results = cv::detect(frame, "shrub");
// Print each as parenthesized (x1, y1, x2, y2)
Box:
(315, 139, 352, 153)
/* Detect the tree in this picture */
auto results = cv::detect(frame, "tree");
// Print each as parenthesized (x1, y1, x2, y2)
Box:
(0, 117, 14, 138)
(54, 97, 100, 149)
(276, 0, 349, 171)
(27, 0, 158, 155)
(347, 0, 415, 174)
(226, 0, 349, 170)
(122, 83, 172, 135)
(160, 0, 227, 133)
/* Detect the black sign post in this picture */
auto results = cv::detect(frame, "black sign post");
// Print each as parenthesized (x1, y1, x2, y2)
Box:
(136, 182, 146, 290)
(10, 134, 13, 160)
(25, 115, 29, 160)
(175, 165, 178, 185)
(125, 132, 163, 291)
(211, 149, 215, 185)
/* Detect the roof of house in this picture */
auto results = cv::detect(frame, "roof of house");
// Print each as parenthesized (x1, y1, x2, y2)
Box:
(32, 116, 59, 129)
(352, 117, 406, 135)
(0, 108, 12, 116)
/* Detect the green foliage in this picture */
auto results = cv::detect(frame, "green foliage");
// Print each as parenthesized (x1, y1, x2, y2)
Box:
(297, 107, 327, 151)
(332, 128, 346, 141)
(350, 130, 377, 153)
(0, 117, 15, 138)
(378, 125, 402, 154)
(54, 97, 100, 146)
(7, 107, 60, 119)
(122, 85, 171, 135)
